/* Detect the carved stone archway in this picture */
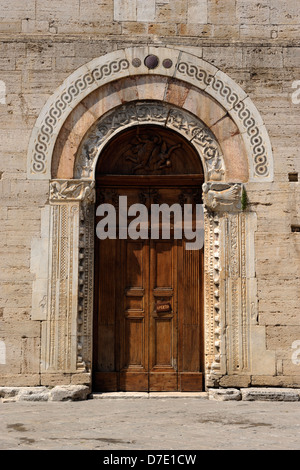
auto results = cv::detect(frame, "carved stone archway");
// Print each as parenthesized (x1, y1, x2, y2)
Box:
(75, 101, 225, 182)
(27, 46, 274, 182)
(31, 47, 276, 389)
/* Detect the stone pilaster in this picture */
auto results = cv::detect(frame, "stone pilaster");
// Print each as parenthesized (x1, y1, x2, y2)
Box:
(41, 180, 95, 375)
(203, 182, 275, 387)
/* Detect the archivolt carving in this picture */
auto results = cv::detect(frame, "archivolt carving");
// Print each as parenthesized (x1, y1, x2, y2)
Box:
(75, 102, 225, 181)
(27, 47, 274, 182)
(177, 61, 270, 178)
(30, 58, 129, 176)
(177, 62, 239, 107)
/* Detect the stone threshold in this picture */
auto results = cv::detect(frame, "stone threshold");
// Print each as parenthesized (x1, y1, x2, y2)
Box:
(91, 392, 208, 399)
(90, 388, 300, 401)
(1, 386, 300, 403)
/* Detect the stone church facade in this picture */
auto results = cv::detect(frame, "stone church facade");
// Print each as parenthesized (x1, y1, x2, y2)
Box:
(0, 0, 299, 392)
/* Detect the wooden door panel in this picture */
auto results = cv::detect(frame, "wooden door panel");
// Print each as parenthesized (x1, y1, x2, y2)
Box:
(182, 325, 201, 371)
(153, 318, 174, 367)
(178, 240, 204, 391)
(179, 373, 203, 392)
(95, 238, 117, 373)
(119, 239, 149, 375)
(123, 317, 145, 367)
(97, 326, 115, 372)
(93, 372, 118, 392)
(149, 238, 177, 376)
(155, 243, 173, 287)
(149, 373, 178, 392)
(125, 241, 144, 288)
(119, 372, 148, 392)
(94, 185, 204, 392)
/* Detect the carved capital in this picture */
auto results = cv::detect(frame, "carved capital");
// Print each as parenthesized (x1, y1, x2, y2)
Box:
(50, 179, 95, 204)
(203, 182, 242, 212)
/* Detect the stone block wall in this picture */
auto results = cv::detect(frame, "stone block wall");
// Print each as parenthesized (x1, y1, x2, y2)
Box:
(0, 0, 299, 387)
(0, 0, 300, 40)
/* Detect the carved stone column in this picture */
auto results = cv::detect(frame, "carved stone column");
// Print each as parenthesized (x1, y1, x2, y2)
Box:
(203, 182, 244, 386)
(204, 208, 223, 387)
(41, 180, 95, 376)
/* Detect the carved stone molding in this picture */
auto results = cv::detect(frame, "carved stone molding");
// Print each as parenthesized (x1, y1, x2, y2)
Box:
(203, 182, 243, 212)
(28, 55, 129, 178)
(27, 46, 274, 182)
(77, 200, 94, 372)
(224, 212, 250, 374)
(205, 207, 251, 386)
(74, 101, 225, 182)
(204, 211, 224, 387)
(176, 60, 271, 179)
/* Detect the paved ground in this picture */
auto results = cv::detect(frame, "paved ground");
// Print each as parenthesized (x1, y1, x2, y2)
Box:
(0, 395, 299, 451)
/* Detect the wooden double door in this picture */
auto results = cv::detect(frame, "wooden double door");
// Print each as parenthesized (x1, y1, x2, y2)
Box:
(93, 185, 204, 392)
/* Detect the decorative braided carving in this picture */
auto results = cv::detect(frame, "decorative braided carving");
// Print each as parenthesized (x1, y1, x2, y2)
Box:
(27, 48, 273, 182)
(177, 62, 215, 88)
(177, 61, 269, 178)
(31, 58, 129, 175)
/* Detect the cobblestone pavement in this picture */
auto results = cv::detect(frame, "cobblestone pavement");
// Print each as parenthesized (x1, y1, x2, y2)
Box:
(0, 396, 299, 451)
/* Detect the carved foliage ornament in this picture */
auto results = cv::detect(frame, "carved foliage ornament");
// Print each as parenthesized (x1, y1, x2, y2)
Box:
(203, 182, 243, 212)
(50, 180, 96, 203)
(75, 102, 225, 181)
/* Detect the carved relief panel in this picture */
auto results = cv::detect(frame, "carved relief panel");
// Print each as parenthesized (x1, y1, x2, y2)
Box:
(96, 124, 204, 177)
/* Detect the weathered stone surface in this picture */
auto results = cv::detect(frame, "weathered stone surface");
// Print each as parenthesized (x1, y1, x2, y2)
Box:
(251, 376, 300, 388)
(0, 387, 22, 398)
(0, 385, 90, 402)
(17, 387, 50, 402)
(0, 386, 49, 402)
(49, 385, 90, 402)
(0, 0, 299, 40)
(208, 388, 242, 401)
(241, 388, 300, 402)
(219, 376, 251, 388)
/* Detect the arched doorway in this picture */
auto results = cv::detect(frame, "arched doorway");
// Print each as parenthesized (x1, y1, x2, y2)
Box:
(34, 47, 276, 391)
(93, 125, 205, 392)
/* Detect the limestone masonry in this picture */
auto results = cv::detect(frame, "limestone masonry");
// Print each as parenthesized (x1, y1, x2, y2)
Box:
(0, 0, 299, 393)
